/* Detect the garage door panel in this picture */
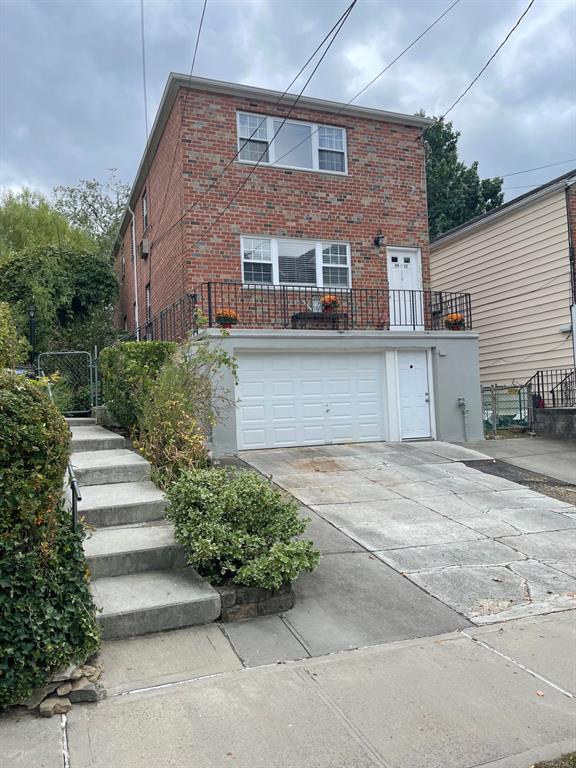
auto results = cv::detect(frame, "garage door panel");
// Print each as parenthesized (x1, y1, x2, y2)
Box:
(236, 352, 386, 450)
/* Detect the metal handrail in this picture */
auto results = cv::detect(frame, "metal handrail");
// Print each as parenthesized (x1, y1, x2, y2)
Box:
(39, 368, 82, 531)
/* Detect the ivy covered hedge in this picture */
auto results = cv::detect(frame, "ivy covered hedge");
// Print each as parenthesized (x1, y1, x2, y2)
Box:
(166, 468, 320, 590)
(0, 371, 99, 708)
(99, 341, 176, 431)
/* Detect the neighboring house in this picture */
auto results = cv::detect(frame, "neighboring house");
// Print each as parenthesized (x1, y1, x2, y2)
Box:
(113, 73, 483, 454)
(430, 170, 576, 387)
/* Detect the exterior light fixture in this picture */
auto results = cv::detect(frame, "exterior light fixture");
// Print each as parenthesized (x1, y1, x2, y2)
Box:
(373, 230, 385, 248)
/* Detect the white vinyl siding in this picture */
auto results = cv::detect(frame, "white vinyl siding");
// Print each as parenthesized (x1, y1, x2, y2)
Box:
(430, 189, 573, 385)
(241, 236, 351, 288)
(237, 112, 347, 174)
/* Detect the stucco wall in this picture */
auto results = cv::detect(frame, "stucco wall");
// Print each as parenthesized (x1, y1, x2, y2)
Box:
(204, 329, 483, 456)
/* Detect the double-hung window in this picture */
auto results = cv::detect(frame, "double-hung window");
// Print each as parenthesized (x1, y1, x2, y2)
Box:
(241, 236, 350, 288)
(237, 112, 347, 174)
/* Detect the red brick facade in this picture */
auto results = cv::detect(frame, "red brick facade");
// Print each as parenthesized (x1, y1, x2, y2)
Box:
(117, 82, 431, 332)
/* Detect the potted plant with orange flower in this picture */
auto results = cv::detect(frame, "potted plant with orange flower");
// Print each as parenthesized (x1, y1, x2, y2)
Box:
(320, 294, 339, 313)
(444, 312, 465, 331)
(215, 308, 238, 329)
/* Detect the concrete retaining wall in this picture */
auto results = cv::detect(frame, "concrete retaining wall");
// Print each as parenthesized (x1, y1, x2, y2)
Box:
(533, 408, 576, 439)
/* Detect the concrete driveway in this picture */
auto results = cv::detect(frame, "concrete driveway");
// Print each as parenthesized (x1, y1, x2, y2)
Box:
(238, 440, 576, 650)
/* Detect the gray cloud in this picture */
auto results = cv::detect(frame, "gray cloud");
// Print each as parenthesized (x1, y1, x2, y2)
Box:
(1, 0, 575, 200)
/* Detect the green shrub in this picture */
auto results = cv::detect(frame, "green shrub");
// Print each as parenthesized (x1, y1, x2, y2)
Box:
(99, 341, 176, 431)
(0, 371, 70, 533)
(0, 371, 99, 707)
(0, 508, 100, 707)
(0, 302, 29, 368)
(135, 338, 236, 484)
(166, 468, 320, 590)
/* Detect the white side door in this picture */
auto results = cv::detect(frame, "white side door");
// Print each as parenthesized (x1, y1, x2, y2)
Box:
(398, 350, 431, 439)
(387, 247, 423, 330)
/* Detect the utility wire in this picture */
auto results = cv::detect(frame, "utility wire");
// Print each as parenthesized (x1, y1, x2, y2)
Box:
(152, 0, 460, 249)
(441, 0, 535, 119)
(501, 159, 576, 178)
(140, 0, 149, 140)
(151, 0, 360, 249)
(154, 0, 209, 236)
(181, 0, 358, 254)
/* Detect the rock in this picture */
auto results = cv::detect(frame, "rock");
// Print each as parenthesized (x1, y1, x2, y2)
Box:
(69, 666, 83, 680)
(39, 697, 72, 718)
(80, 664, 99, 678)
(87, 669, 101, 683)
(68, 677, 99, 703)
(50, 664, 78, 683)
(22, 682, 59, 709)
(56, 682, 72, 697)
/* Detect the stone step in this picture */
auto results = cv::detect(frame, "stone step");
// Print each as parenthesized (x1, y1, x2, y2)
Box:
(71, 449, 150, 486)
(66, 417, 96, 426)
(77, 481, 167, 528)
(91, 569, 221, 640)
(84, 521, 186, 578)
(71, 425, 125, 453)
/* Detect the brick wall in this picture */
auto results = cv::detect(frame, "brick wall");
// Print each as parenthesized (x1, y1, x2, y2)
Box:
(118, 85, 431, 331)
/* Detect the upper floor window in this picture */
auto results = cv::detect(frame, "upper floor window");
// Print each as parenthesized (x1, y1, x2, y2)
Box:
(142, 189, 149, 231)
(241, 236, 350, 288)
(237, 112, 347, 174)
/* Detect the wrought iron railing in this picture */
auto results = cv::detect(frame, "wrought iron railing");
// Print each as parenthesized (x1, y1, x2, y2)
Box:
(525, 367, 576, 409)
(129, 283, 472, 340)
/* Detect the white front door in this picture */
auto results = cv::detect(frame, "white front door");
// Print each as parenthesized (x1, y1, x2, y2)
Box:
(398, 350, 431, 439)
(387, 247, 423, 329)
(236, 352, 386, 450)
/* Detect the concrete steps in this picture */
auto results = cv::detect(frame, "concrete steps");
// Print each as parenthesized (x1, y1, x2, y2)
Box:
(91, 570, 221, 640)
(78, 481, 167, 528)
(71, 425, 125, 452)
(84, 521, 187, 578)
(67, 417, 96, 426)
(65, 418, 221, 639)
(70, 449, 150, 486)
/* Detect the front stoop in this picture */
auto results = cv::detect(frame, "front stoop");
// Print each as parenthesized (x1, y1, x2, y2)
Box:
(67, 420, 221, 639)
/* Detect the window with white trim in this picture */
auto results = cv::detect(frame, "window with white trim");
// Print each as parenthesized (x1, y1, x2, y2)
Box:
(237, 112, 347, 174)
(241, 236, 350, 288)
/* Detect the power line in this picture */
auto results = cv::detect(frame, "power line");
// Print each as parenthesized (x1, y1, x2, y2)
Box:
(441, 0, 535, 119)
(152, 0, 461, 249)
(182, 0, 359, 255)
(154, 0, 209, 236)
(140, 0, 149, 140)
(151, 0, 361, 249)
(501, 159, 576, 178)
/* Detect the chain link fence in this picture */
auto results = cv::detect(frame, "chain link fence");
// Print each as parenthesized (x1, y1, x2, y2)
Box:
(37, 351, 97, 416)
(481, 384, 532, 438)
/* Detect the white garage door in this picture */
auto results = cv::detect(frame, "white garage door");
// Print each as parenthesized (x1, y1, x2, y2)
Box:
(236, 352, 386, 450)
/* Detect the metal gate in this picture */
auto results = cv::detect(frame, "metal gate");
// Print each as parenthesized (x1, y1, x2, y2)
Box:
(37, 351, 96, 416)
(481, 384, 531, 438)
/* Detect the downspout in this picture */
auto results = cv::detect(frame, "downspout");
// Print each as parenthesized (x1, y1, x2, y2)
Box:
(129, 206, 140, 340)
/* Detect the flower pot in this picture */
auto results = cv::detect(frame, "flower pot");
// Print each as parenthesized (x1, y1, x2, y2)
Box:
(445, 321, 465, 331)
(216, 317, 238, 328)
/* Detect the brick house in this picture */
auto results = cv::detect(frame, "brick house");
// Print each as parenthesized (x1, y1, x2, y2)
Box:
(114, 74, 483, 453)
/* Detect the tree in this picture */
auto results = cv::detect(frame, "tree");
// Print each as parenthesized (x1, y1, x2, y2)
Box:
(0, 189, 92, 254)
(0, 246, 118, 352)
(53, 169, 129, 259)
(422, 116, 504, 240)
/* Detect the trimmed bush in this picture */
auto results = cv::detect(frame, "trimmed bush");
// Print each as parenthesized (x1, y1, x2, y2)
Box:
(0, 371, 70, 533)
(0, 302, 29, 369)
(166, 468, 320, 590)
(0, 371, 99, 707)
(99, 341, 176, 431)
(0, 509, 100, 707)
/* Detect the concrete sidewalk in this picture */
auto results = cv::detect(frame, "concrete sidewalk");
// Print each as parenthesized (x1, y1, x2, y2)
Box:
(4, 613, 574, 768)
(465, 436, 576, 485)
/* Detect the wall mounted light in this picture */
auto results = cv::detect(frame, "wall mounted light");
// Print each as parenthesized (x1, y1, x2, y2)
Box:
(373, 230, 385, 248)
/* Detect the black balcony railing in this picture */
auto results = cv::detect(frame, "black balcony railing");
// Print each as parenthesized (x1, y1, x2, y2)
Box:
(526, 367, 576, 409)
(131, 283, 473, 341)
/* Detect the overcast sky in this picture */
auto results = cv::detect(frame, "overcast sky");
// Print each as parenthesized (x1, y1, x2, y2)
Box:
(1, 0, 575, 202)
